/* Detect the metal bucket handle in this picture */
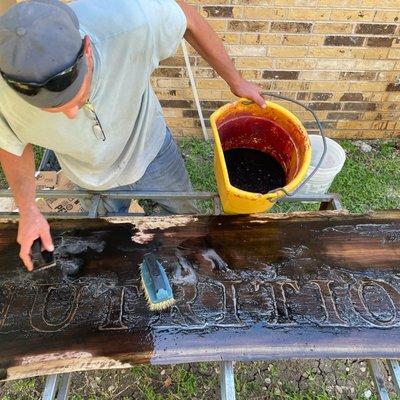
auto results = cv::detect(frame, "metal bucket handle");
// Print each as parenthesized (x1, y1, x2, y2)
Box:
(241, 92, 327, 199)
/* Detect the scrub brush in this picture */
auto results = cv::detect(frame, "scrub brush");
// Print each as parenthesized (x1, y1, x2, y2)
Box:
(140, 253, 175, 311)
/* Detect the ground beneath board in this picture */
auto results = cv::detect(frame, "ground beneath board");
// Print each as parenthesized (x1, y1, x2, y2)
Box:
(1, 360, 397, 399)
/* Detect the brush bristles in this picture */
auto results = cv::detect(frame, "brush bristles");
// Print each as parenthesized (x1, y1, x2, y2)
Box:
(141, 276, 175, 311)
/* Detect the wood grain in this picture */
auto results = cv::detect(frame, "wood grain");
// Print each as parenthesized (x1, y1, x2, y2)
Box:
(0, 211, 399, 381)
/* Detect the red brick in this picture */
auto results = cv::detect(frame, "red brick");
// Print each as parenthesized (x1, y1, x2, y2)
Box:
(386, 83, 400, 91)
(343, 102, 377, 111)
(339, 72, 377, 80)
(270, 22, 312, 33)
(262, 70, 300, 80)
(309, 102, 341, 110)
(183, 109, 213, 118)
(160, 100, 193, 108)
(340, 93, 364, 101)
(355, 23, 397, 35)
(311, 92, 334, 101)
(366, 37, 395, 47)
(202, 6, 233, 18)
(324, 36, 364, 46)
(327, 112, 361, 120)
(228, 21, 268, 32)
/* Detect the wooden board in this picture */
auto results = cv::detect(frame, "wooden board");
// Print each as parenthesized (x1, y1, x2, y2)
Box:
(0, 211, 399, 381)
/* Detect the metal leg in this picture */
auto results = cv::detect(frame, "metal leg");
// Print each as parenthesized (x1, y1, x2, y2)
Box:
(42, 373, 71, 400)
(213, 196, 222, 215)
(220, 361, 236, 400)
(368, 360, 390, 400)
(331, 194, 344, 211)
(88, 194, 101, 218)
(386, 359, 400, 395)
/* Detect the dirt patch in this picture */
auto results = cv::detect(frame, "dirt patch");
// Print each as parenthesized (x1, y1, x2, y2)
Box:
(1, 359, 396, 399)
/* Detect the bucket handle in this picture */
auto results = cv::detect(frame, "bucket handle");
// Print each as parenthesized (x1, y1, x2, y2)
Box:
(241, 92, 327, 199)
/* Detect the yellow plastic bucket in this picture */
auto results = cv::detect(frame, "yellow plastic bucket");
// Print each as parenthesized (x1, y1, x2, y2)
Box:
(210, 99, 311, 214)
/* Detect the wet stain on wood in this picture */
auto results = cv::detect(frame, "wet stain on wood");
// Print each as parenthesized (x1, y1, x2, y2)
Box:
(0, 212, 399, 380)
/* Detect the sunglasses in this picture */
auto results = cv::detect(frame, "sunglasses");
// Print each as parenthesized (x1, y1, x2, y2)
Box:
(0, 40, 85, 97)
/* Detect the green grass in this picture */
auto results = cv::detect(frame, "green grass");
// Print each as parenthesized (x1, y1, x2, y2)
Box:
(179, 137, 400, 214)
(330, 140, 399, 212)
(180, 137, 216, 193)
(179, 137, 216, 213)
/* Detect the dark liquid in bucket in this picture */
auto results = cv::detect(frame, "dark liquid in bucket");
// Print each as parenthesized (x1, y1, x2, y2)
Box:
(224, 148, 286, 194)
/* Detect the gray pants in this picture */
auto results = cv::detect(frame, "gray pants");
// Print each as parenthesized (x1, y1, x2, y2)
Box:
(81, 127, 198, 215)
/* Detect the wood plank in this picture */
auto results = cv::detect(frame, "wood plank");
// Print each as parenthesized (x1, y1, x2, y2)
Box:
(0, 211, 399, 381)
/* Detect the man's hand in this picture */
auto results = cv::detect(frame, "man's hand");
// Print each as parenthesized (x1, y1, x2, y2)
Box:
(230, 78, 266, 108)
(0, 145, 53, 271)
(17, 208, 53, 271)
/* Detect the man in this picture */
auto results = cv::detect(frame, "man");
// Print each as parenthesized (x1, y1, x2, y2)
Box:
(0, 0, 265, 271)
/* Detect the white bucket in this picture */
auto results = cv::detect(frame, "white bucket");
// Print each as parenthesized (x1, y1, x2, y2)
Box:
(297, 135, 346, 195)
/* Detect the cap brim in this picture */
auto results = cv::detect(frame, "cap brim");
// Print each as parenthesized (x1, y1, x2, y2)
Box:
(18, 57, 88, 109)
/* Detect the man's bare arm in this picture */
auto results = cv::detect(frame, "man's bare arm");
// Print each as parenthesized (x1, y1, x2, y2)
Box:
(176, 1, 266, 108)
(0, 145, 53, 270)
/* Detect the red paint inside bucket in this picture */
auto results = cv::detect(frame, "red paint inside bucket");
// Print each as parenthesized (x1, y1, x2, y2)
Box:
(217, 114, 299, 182)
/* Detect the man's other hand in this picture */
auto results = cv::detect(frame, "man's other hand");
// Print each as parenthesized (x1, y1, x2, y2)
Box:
(17, 209, 54, 271)
(230, 78, 266, 108)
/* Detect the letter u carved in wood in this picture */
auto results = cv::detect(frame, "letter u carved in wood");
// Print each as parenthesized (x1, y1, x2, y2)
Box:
(30, 284, 85, 333)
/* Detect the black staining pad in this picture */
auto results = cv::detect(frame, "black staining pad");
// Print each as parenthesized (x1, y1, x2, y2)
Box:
(224, 148, 286, 193)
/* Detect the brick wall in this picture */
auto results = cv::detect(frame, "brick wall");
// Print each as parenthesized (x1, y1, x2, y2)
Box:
(155, 1, 400, 139)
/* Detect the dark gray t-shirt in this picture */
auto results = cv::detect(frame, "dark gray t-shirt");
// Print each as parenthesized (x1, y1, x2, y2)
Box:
(0, 0, 186, 190)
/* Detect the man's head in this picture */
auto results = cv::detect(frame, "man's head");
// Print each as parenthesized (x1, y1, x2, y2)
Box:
(0, 0, 92, 118)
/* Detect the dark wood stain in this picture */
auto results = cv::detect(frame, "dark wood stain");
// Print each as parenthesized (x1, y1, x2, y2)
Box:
(0, 212, 399, 380)
(224, 148, 286, 193)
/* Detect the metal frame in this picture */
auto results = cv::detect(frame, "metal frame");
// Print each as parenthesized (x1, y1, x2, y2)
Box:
(1, 188, 395, 399)
(368, 360, 390, 400)
(0, 189, 343, 218)
(387, 359, 400, 396)
(42, 374, 71, 400)
(368, 359, 400, 400)
(220, 361, 236, 400)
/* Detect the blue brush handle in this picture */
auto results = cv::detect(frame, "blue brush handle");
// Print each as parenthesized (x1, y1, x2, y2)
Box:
(143, 253, 166, 292)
